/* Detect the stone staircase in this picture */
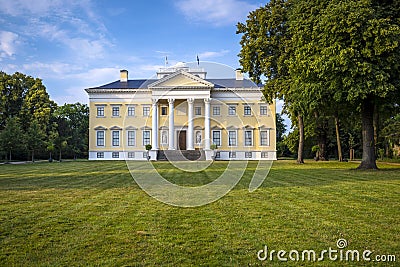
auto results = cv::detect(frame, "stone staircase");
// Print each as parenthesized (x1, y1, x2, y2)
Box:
(157, 150, 206, 161)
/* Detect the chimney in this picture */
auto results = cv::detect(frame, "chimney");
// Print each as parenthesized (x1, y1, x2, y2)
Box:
(120, 69, 128, 82)
(235, 69, 244, 81)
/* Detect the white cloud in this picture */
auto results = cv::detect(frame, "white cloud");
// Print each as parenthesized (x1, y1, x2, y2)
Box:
(1, 0, 111, 61)
(0, 0, 64, 17)
(198, 50, 230, 59)
(0, 31, 19, 58)
(176, 0, 259, 26)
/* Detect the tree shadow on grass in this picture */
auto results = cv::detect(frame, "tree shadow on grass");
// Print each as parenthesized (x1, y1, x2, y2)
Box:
(0, 160, 399, 191)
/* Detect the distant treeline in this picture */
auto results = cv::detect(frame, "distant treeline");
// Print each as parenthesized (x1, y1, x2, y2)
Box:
(0, 71, 88, 162)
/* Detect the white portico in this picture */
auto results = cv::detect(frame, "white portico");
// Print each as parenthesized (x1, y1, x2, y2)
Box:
(148, 69, 214, 159)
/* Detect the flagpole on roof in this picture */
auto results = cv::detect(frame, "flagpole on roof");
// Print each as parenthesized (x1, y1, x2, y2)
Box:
(165, 56, 168, 68)
(197, 55, 199, 66)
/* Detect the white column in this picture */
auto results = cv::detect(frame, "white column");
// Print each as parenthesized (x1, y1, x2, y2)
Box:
(187, 98, 194, 150)
(151, 99, 159, 150)
(204, 98, 211, 150)
(168, 98, 175, 150)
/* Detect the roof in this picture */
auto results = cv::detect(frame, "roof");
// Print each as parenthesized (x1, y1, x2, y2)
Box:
(89, 78, 262, 90)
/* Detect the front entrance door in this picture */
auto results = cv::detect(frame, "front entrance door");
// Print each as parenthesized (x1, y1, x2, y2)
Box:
(178, 131, 186, 150)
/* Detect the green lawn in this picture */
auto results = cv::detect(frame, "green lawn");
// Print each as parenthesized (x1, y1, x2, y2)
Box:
(0, 160, 399, 266)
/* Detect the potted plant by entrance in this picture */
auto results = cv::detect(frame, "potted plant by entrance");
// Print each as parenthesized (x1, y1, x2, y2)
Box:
(145, 144, 152, 161)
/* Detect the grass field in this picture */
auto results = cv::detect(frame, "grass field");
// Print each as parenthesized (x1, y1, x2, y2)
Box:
(0, 160, 399, 266)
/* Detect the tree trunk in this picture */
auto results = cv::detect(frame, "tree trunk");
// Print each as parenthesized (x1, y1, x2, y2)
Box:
(357, 96, 378, 169)
(9, 151, 12, 162)
(31, 150, 35, 163)
(373, 101, 379, 157)
(59, 150, 62, 162)
(297, 114, 304, 164)
(334, 114, 343, 162)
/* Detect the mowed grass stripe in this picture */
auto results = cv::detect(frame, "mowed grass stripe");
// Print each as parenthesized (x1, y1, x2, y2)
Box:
(0, 160, 399, 266)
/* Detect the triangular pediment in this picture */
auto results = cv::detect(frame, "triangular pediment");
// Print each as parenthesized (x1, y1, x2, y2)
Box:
(149, 70, 213, 89)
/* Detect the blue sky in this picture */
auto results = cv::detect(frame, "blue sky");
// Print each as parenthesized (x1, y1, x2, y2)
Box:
(0, 0, 292, 126)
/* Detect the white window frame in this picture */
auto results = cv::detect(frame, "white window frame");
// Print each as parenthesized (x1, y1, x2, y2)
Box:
(244, 130, 253, 146)
(142, 130, 151, 146)
(244, 105, 252, 116)
(161, 106, 168, 116)
(260, 130, 270, 146)
(97, 152, 104, 158)
(261, 152, 268, 158)
(229, 151, 236, 158)
(112, 106, 120, 117)
(96, 131, 105, 147)
(128, 152, 135, 158)
(127, 130, 136, 147)
(127, 106, 135, 117)
(228, 130, 237, 147)
(97, 106, 105, 117)
(228, 105, 236, 116)
(245, 152, 252, 158)
(212, 130, 221, 146)
(112, 130, 120, 147)
(143, 106, 150, 117)
(212, 106, 221, 116)
(260, 105, 268, 116)
(112, 152, 119, 158)
(194, 106, 202, 116)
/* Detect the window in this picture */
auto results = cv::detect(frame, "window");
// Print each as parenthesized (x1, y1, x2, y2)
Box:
(228, 130, 237, 146)
(212, 131, 221, 146)
(261, 152, 268, 158)
(127, 106, 135, 116)
(112, 131, 120, 146)
(143, 106, 150, 117)
(161, 130, 168, 145)
(112, 106, 120, 117)
(245, 130, 253, 146)
(212, 106, 220, 116)
(161, 106, 168, 116)
(228, 105, 236, 115)
(128, 152, 135, 158)
(143, 130, 151, 145)
(112, 152, 119, 158)
(229, 151, 236, 158)
(127, 131, 136, 146)
(245, 152, 252, 158)
(143, 152, 148, 158)
(215, 152, 221, 159)
(97, 152, 104, 158)
(195, 106, 202, 116)
(96, 131, 105, 146)
(244, 105, 252, 116)
(97, 106, 105, 117)
(260, 105, 268, 116)
(195, 131, 202, 144)
(260, 130, 270, 146)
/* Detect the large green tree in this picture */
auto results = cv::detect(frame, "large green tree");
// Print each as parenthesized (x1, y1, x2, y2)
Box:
(52, 103, 89, 159)
(290, 0, 399, 169)
(0, 72, 34, 129)
(19, 77, 55, 131)
(0, 117, 26, 161)
(26, 120, 46, 162)
(238, 0, 400, 169)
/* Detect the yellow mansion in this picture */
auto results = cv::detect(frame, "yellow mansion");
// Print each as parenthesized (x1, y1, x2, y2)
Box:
(85, 64, 276, 160)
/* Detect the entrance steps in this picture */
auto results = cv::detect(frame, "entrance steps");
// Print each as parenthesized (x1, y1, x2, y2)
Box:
(157, 150, 205, 161)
